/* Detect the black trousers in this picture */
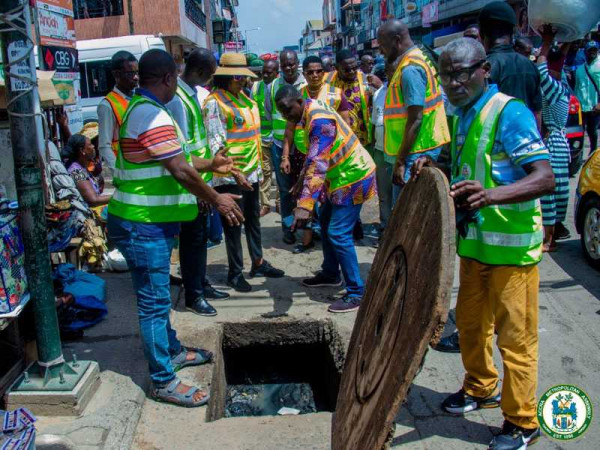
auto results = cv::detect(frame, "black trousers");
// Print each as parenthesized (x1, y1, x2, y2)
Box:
(179, 210, 209, 306)
(583, 111, 599, 153)
(215, 183, 263, 279)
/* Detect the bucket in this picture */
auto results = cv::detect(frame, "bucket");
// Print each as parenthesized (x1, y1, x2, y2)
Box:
(528, 0, 600, 42)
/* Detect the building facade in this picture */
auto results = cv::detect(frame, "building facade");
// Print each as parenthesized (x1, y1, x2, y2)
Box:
(299, 20, 332, 57)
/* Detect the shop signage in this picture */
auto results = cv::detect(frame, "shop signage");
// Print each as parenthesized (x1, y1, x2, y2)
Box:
(422, 1, 439, 28)
(36, 0, 74, 18)
(36, 6, 76, 48)
(41, 46, 78, 72)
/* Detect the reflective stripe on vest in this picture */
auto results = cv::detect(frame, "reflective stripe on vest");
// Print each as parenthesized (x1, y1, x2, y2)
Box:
(271, 77, 307, 141)
(328, 71, 372, 145)
(303, 100, 375, 192)
(294, 84, 343, 154)
(208, 89, 262, 176)
(251, 80, 273, 140)
(176, 81, 212, 183)
(108, 94, 198, 224)
(452, 92, 543, 266)
(105, 90, 129, 157)
(384, 48, 450, 156)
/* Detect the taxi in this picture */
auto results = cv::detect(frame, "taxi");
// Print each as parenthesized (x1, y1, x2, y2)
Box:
(575, 150, 600, 269)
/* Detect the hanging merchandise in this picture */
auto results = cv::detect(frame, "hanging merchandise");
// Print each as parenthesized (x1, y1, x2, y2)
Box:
(0, 213, 30, 317)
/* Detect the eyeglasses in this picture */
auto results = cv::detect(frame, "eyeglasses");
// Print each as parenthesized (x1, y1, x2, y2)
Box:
(120, 70, 139, 78)
(439, 60, 486, 85)
(305, 69, 323, 76)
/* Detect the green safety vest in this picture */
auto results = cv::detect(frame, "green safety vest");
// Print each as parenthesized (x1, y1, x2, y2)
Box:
(384, 47, 450, 156)
(294, 84, 343, 154)
(175, 80, 212, 183)
(251, 80, 273, 141)
(297, 99, 375, 211)
(271, 76, 307, 142)
(452, 92, 543, 266)
(108, 94, 198, 223)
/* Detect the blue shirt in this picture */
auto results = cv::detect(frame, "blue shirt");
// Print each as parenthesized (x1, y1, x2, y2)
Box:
(454, 84, 549, 185)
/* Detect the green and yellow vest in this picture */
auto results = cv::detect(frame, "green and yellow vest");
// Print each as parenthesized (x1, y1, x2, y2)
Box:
(105, 89, 129, 157)
(207, 89, 262, 176)
(294, 84, 344, 154)
(109, 94, 198, 223)
(251, 79, 273, 142)
(452, 92, 543, 266)
(297, 99, 375, 211)
(271, 76, 307, 142)
(175, 80, 212, 183)
(384, 47, 450, 156)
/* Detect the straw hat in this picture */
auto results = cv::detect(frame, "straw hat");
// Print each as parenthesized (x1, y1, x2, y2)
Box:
(215, 53, 258, 78)
(79, 121, 99, 140)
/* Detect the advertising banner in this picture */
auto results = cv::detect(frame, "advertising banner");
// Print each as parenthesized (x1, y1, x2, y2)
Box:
(41, 46, 78, 72)
(37, 7, 76, 48)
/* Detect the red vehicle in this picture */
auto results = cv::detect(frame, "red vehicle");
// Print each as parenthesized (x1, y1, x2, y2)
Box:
(567, 95, 585, 177)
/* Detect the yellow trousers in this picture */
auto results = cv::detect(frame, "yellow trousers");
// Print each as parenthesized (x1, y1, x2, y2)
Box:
(456, 258, 539, 429)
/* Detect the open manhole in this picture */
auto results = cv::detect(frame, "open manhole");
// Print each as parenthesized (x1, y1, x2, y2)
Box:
(207, 319, 345, 421)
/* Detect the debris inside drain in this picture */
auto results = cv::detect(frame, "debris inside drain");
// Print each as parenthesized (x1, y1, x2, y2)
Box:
(225, 383, 317, 417)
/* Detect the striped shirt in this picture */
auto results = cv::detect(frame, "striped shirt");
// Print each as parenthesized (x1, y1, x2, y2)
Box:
(120, 89, 183, 163)
(538, 62, 570, 132)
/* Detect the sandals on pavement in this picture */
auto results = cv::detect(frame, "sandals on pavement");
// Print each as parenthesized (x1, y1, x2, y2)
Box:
(151, 378, 210, 408)
(171, 346, 213, 372)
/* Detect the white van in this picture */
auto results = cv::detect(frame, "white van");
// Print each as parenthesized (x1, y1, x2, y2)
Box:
(77, 35, 165, 122)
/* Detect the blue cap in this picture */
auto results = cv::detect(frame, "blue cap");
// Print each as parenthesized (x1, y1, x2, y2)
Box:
(585, 41, 599, 51)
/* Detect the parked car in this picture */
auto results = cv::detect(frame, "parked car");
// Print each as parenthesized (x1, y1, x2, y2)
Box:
(575, 150, 600, 270)
(567, 95, 585, 177)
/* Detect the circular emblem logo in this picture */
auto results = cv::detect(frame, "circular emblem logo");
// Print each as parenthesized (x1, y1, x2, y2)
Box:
(461, 163, 472, 179)
(537, 385, 593, 440)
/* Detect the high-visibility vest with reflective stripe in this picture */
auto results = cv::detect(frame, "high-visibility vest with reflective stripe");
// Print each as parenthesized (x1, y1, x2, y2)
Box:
(452, 92, 543, 266)
(208, 89, 262, 175)
(384, 47, 450, 156)
(175, 81, 212, 183)
(108, 95, 198, 223)
(271, 77, 307, 141)
(105, 90, 129, 157)
(303, 100, 375, 193)
(328, 71, 373, 145)
(294, 84, 343, 154)
(251, 80, 273, 141)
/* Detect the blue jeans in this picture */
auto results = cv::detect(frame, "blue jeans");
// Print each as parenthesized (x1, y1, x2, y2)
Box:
(320, 201, 364, 297)
(271, 142, 296, 231)
(108, 218, 182, 386)
(392, 148, 442, 205)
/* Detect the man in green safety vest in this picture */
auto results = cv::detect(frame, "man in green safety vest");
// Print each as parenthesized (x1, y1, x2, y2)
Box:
(412, 38, 555, 450)
(251, 59, 279, 217)
(108, 49, 244, 408)
(166, 48, 232, 317)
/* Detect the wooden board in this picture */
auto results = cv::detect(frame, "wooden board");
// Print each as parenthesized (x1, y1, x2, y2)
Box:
(332, 167, 456, 450)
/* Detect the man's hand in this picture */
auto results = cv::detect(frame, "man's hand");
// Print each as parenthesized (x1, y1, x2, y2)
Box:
(56, 107, 69, 129)
(232, 168, 253, 191)
(280, 157, 291, 175)
(209, 149, 238, 175)
(367, 74, 383, 90)
(410, 156, 434, 181)
(215, 193, 244, 226)
(392, 158, 406, 186)
(291, 207, 311, 232)
(450, 180, 491, 210)
(539, 24, 557, 44)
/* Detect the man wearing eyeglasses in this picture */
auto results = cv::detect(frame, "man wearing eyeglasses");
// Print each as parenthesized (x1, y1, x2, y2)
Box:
(98, 51, 139, 169)
(412, 37, 554, 450)
(377, 19, 450, 203)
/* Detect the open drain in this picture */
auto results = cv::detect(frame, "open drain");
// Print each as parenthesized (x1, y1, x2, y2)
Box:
(207, 319, 345, 420)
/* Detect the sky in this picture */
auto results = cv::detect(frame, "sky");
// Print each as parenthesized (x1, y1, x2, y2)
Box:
(236, 0, 324, 55)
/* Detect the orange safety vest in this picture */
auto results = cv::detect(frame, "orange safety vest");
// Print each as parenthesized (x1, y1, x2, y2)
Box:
(206, 89, 262, 176)
(105, 90, 129, 157)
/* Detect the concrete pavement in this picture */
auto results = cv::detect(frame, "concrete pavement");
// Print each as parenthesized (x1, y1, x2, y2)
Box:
(34, 175, 600, 449)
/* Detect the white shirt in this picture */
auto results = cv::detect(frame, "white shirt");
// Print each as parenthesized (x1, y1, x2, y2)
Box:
(371, 83, 387, 152)
(97, 86, 131, 169)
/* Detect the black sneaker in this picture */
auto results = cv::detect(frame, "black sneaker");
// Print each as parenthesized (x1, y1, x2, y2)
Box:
(293, 242, 315, 254)
(328, 294, 361, 313)
(186, 297, 217, 317)
(488, 421, 541, 450)
(203, 284, 230, 299)
(434, 330, 460, 353)
(442, 389, 501, 414)
(302, 272, 343, 287)
(283, 230, 296, 244)
(249, 261, 285, 278)
(227, 275, 252, 292)
(554, 222, 571, 241)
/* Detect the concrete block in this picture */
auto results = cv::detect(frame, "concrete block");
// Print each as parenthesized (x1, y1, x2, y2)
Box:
(6, 361, 101, 416)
